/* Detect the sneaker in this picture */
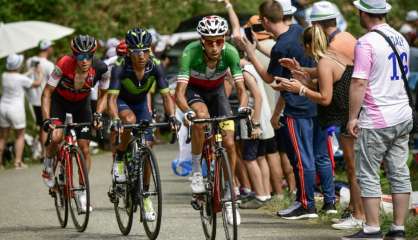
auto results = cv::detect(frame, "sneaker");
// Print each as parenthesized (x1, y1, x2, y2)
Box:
(332, 208, 354, 223)
(321, 202, 338, 215)
(384, 230, 405, 240)
(190, 172, 205, 194)
(240, 198, 266, 209)
(79, 190, 93, 213)
(113, 160, 126, 183)
(143, 197, 156, 222)
(341, 230, 383, 240)
(277, 201, 301, 217)
(239, 191, 256, 202)
(225, 202, 241, 225)
(281, 205, 318, 220)
(332, 215, 363, 230)
(42, 167, 55, 188)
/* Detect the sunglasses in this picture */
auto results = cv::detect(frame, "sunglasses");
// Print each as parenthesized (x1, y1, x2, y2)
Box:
(75, 53, 93, 61)
(129, 48, 150, 55)
(203, 38, 225, 47)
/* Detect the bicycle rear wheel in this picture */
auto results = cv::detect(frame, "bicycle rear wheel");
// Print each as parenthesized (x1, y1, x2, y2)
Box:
(217, 149, 238, 240)
(200, 157, 217, 240)
(139, 146, 162, 240)
(114, 150, 134, 235)
(53, 157, 68, 228)
(68, 148, 90, 232)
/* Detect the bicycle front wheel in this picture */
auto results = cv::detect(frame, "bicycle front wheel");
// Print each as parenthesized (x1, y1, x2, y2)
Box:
(217, 149, 238, 240)
(114, 151, 134, 235)
(53, 157, 68, 228)
(68, 148, 90, 232)
(200, 157, 217, 240)
(139, 146, 162, 240)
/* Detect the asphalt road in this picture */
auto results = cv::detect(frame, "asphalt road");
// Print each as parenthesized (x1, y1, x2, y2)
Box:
(0, 144, 350, 240)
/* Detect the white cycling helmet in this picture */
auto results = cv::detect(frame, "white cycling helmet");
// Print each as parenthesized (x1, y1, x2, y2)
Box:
(197, 15, 229, 37)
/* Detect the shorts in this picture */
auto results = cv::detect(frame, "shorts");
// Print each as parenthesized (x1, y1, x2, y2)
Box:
(33, 106, 43, 127)
(117, 98, 153, 141)
(50, 92, 92, 140)
(356, 120, 413, 197)
(0, 104, 26, 129)
(242, 137, 277, 161)
(186, 84, 234, 132)
(275, 116, 293, 155)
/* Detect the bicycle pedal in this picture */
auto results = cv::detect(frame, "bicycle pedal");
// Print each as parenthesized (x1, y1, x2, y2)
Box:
(107, 191, 118, 204)
(49, 188, 57, 198)
(191, 199, 202, 211)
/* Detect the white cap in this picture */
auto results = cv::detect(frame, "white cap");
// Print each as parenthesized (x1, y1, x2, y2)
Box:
(275, 0, 297, 16)
(309, 1, 339, 22)
(353, 0, 391, 14)
(6, 54, 24, 70)
(38, 39, 53, 50)
(106, 38, 120, 49)
(406, 10, 418, 21)
(105, 47, 117, 59)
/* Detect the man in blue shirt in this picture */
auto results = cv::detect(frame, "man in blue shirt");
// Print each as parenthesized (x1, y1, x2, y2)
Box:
(241, 0, 336, 220)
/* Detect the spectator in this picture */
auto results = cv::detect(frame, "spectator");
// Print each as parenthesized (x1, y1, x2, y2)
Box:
(25, 39, 55, 161)
(241, 0, 336, 220)
(278, 0, 364, 229)
(291, 0, 310, 27)
(344, 0, 413, 239)
(400, 10, 418, 45)
(279, 25, 362, 229)
(0, 54, 42, 170)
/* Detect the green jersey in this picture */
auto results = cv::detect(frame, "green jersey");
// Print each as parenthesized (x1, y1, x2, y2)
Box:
(177, 41, 243, 89)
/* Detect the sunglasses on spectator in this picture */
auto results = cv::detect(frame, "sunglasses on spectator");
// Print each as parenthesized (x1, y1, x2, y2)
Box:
(75, 53, 93, 61)
(202, 38, 225, 47)
(129, 48, 150, 55)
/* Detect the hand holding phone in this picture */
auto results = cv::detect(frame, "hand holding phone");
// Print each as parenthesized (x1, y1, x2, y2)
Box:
(244, 27, 254, 44)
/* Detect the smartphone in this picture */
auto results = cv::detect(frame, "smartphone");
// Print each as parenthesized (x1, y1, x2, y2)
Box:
(251, 23, 264, 33)
(244, 27, 254, 44)
(30, 60, 40, 68)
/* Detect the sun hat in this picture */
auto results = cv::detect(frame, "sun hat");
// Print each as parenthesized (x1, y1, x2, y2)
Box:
(353, 0, 392, 14)
(38, 39, 53, 51)
(406, 10, 418, 22)
(309, 1, 340, 22)
(6, 53, 24, 71)
(275, 0, 297, 16)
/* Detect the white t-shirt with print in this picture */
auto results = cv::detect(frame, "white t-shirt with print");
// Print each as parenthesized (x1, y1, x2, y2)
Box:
(240, 64, 275, 140)
(25, 56, 55, 106)
(352, 23, 412, 129)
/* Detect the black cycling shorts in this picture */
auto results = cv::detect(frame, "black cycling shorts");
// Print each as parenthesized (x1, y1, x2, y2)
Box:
(50, 92, 92, 140)
(186, 84, 233, 117)
(33, 106, 43, 127)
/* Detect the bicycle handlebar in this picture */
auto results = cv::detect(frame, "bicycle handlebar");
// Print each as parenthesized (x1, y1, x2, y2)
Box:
(115, 121, 177, 145)
(185, 113, 252, 144)
(44, 121, 94, 147)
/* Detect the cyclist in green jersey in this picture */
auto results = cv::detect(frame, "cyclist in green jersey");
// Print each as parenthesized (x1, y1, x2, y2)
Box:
(175, 15, 249, 225)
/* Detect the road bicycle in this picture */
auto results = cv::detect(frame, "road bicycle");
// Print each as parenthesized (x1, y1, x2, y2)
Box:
(46, 117, 92, 232)
(187, 113, 251, 240)
(109, 120, 175, 239)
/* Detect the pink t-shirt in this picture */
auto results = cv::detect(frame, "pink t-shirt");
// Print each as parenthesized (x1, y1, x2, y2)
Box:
(353, 23, 412, 129)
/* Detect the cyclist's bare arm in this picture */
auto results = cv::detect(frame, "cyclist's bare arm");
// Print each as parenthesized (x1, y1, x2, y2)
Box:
(175, 82, 190, 113)
(161, 92, 176, 116)
(243, 71, 261, 123)
(96, 89, 108, 114)
(108, 93, 119, 119)
(41, 84, 55, 120)
(235, 80, 249, 109)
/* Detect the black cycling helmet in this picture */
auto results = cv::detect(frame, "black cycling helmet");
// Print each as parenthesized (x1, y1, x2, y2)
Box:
(125, 28, 152, 50)
(70, 35, 97, 54)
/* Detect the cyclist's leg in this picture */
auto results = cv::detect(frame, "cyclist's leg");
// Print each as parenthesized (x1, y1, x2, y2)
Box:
(116, 98, 137, 152)
(74, 99, 93, 173)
